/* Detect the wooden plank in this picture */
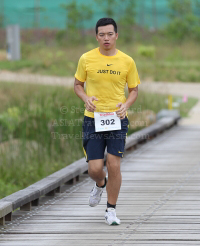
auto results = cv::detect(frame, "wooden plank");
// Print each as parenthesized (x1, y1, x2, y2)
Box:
(0, 202, 12, 225)
(0, 241, 199, 246)
(1, 125, 200, 246)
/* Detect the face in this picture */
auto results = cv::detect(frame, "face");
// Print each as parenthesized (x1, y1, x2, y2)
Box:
(96, 24, 118, 51)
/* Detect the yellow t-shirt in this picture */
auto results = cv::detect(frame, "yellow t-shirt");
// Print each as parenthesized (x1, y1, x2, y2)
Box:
(74, 47, 140, 118)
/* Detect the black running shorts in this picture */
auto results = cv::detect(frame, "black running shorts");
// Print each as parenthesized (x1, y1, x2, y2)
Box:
(82, 116, 129, 162)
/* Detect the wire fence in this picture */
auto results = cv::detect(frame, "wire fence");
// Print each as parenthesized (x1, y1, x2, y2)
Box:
(1, 0, 198, 30)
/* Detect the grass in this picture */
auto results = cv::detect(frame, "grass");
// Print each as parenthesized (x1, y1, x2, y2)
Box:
(0, 81, 198, 199)
(127, 91, 198, 134)
(177, 96, 198, 117)
(0, 82, 85, 198)
(0, 40, 200, 82)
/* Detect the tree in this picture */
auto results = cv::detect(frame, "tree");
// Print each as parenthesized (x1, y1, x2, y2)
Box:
(195, 0, 200, 15)
(165, 0, 200, 41)
(94, 0, 119, 18)
(60, 1, 93, 43)
(168, 0, 192, 18)
(95, 0, 136, 42)
(33, 0, 46, 28)
(0, 0, 4, 28)
(119, 0, 136, 42)
(61, 1, 93, 31)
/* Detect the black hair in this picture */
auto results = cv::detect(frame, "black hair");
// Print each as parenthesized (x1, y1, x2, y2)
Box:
(95, 18, 117, 34)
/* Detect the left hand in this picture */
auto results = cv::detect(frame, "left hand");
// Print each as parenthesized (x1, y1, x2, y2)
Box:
(116, 102, 127, 119)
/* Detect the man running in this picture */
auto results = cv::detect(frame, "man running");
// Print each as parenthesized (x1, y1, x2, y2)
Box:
(74, 18, 140, 225)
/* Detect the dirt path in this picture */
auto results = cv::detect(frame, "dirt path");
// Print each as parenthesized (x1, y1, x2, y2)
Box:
(0, 71, 199, 125)
(0, 70, 74, 87)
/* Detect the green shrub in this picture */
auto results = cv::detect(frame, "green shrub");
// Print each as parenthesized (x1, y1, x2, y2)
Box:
(55, 30, 67, 46)
(0, 82, 197, 199)
(0, 107, 21, 140)
(165, 0, 200, 42)
(0, 179, 20, 198)
(21, 43, 33, 58)
(138, 45, 155, 58)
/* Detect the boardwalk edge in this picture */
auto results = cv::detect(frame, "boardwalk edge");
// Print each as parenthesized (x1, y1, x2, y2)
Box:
(0, 109, 180, 225)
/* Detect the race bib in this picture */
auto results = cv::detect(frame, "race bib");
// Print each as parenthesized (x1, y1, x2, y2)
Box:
(94, 112, 121, 132)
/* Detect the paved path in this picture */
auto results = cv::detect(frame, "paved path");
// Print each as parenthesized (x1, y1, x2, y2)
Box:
(0, 124, 200, 245)
(139, 81, 200, 126)
(0, 71, 199, 125)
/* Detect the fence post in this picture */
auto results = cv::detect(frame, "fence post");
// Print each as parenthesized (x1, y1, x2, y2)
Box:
(6, 24, 21, 60)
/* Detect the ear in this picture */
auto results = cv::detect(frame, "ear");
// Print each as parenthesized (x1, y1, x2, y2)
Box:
(96, 35, 98, 41)
(116, 33, 118, 40)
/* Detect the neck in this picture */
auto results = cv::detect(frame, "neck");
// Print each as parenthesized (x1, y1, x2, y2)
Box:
(99, 47, 117, 56)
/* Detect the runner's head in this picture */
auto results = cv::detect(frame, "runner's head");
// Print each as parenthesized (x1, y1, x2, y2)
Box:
(95, 18, 118, 51)
(96, 18, 117, 34)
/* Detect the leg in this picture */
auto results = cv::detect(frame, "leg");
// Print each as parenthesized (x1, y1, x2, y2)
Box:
(82, 116, 107, 207)
(104, 153, 121, 225)
(88, 159, 106, 207)
(105, 117, 129, 206)
(82, 116, 106, 187)
(88, 159, 106, 187)
(106, 153, 122, 205)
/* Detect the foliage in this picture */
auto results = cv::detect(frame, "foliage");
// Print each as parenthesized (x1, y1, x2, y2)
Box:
(119, 0, 136, 42)
(165, 0, 200, 41)
(60, 0, 93, 44)
(21, 43, 33, 57)
(32, 6, 46, 28)
(0, 82, 85, 198)
(0, 15, 3, 28)
(0, 107, 21, 140)
(1, 40, 200, 82)
(138, 45, 155, 58)
(55, 30, 67, 46)
(0, 0, 3, 28)
(0, 81, 198, 199)
(0, 179, 20, 199)
(94, 0, 136, 41)
(168, 0, 192, 17)
(94, 0, 119, 17)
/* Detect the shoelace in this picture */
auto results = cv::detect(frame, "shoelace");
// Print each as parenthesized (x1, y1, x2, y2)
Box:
(90, 187, 101, 196)
(107, 210, 116, 218)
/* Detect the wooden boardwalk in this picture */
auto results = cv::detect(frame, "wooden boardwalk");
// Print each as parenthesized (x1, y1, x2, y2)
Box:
(0, 124, 200, 246)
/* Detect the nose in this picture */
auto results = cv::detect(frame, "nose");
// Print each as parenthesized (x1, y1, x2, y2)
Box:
(104, 35, 109, 40)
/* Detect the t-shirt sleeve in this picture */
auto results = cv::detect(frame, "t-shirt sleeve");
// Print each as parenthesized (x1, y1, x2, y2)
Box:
(127, 59, 141, 88)
(74, 55, 87, 82)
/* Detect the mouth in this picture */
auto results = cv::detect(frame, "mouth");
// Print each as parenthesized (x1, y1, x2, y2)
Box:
(104, 43, 110, 46)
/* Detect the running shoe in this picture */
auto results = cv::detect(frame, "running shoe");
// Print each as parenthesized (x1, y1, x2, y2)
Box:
(105, 208, 121, 225)
(89, 183, 104, 207)
(89, 177, 107, 207)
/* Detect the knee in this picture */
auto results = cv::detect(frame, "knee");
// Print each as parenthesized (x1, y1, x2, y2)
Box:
(106, 159, 120, 176)
(88, 165, 102, 178)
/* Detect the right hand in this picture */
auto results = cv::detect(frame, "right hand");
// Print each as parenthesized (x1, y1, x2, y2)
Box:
(85, 96, 98, 112)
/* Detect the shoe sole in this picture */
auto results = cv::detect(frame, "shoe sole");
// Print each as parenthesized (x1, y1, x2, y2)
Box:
(88, 196, 102, 207)
(105, 219, 120, 225)
(89, 203, 98, 207)
(89, 196, 101, 207)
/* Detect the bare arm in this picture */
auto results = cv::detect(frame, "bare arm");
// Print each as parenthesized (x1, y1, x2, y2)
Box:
(116, 86, 138, 119)
(124, 86, 138, 108)
(74, 78, 88, 103)
(74, 78, 98, 112)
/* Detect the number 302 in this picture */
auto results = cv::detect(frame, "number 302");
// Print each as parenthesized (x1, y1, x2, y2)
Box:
(101, 119, 115, 126)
